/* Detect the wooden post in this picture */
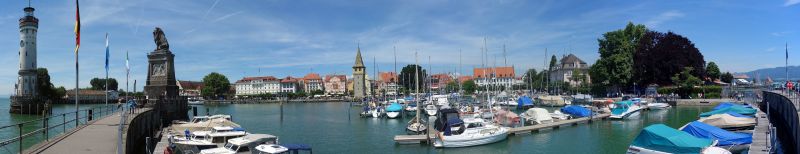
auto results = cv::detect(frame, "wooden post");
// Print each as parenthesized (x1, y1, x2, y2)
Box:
(19, 123, 23, 154)
(44, 117, 49, 140)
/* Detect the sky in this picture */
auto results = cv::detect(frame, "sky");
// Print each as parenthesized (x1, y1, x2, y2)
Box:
(0, 0, 798, 95)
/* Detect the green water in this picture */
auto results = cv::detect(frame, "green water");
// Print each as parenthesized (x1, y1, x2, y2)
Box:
(0, 98, 713, 154)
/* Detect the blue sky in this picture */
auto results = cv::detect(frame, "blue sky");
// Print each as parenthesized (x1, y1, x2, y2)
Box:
(0, 0, 798, 95)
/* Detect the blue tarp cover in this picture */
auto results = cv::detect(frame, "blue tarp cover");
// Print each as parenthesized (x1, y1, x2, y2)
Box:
(517, 96, 534, 108)
(386, 103, 403, 112)
(632, 124, 713, 153)
(681, 121, 752, 146)
(713, 102, 753, 110)
(561, 105, 592, 117)
(700, 106, 757, 117)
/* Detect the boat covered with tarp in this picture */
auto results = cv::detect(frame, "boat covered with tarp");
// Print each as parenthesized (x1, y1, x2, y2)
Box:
(386, 103, 403, 112)
(516, 96, 534, 109)
(680, 121, 752, 153)
(628, 124, 720, 154)
(698, 113, 756, 131)
(699, 106, 756, 117)
(171, 118, 242, 133)
(712, 102, 752, 110)
(560, 105, 592, 117)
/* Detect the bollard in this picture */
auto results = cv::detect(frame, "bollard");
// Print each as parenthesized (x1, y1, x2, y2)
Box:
(88, 109, 94, 121)
(44, 117, 49, 140)
(19, 123, 23, 154)
(62, 114, 66, 133)
(193, 106, 197, 117)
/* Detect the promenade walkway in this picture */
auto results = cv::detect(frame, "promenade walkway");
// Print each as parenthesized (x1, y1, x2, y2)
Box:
(25, 108, 149, 154)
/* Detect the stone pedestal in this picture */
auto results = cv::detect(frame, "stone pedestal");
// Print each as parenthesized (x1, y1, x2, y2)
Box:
(144, 50, 178, 99)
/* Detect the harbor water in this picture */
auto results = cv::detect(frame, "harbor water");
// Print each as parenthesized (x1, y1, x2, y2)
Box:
(1, 98, 713, 153)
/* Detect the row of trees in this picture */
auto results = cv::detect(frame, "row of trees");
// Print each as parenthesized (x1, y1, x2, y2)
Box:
(590, 22, 720, 97)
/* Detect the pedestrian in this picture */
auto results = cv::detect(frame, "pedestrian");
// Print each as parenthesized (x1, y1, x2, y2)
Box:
(184, 129, 191, 140)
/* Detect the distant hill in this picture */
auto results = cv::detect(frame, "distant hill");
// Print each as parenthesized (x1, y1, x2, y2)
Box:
(739, 66, 800, 81)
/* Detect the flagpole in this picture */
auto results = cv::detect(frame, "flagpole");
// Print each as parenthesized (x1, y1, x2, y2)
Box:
(105, 33, 109, 108)
(74, 0, 81, 126)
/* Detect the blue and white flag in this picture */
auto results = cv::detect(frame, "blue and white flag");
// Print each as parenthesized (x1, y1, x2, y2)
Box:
(105, 33, 109, 74)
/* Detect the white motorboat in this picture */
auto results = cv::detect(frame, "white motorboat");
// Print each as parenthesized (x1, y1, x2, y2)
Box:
(646, 103, 671, 110)
(405, 104, 418, 115)
(520, 108, 554, 125)
(431, 95, 450, 107)
(173, 126, 247, 153)
(200, 134, 278, 154)
(385, 103, 403, 119)
(432, 109, 509, 148)
(254, 144, 288, 154)
(537, 95, 569, 107)
(609, 100, 643, 119)
(550, 110, 571, 121)
(425, 104, 438, 116)
(188, 97, 205, 105)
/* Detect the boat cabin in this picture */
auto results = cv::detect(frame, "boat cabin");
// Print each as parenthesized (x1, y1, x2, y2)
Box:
(199, 134, 278, 154)
(434, 109, 466, 136)
(205, 126, 247, 143)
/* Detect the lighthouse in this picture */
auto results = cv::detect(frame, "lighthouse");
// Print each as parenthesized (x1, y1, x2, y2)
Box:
(16, 6, 38, 96)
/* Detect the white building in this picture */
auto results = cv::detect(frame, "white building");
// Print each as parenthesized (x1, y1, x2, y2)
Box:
(280, 76, 299, 93)
(234, 76, 280, 96)
(473, 66, 517, 89)
(549, 54, 591, 87)
(302, 73, 323, 93)
(324, 75, 347, 96)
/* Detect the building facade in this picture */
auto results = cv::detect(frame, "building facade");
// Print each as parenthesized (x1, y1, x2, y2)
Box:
(549, 54, 591, 86)
(430, 73, 454, 90)
(280, 76, 299, 93)
(324, 75, 347, 95)
(178, 80, 203, 97)
(234, 76, 280, 96)
(302, 73, 323, 93)
(377, 72, 399, 96)
(16, 7, 38, 96)
(473, 66, 516, 89)
(352, 47, 367, 99)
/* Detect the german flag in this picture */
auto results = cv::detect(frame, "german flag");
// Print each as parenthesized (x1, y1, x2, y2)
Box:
(74, 0, 80, 54)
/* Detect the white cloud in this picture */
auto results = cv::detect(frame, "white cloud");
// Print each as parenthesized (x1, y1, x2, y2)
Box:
(645, 10, 685, 28)
(785, 0, 800, 6)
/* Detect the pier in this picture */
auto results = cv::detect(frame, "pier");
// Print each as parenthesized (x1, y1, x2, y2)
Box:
(748, 90, 800, 154)
(393, 113, 611, 144)
(24, 109, 150, 153)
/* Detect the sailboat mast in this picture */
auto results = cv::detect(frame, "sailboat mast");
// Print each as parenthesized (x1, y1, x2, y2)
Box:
(415, 51, 420, 122)
(394, 45, 398, 101)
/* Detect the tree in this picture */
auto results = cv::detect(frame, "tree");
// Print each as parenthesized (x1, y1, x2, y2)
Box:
(399, 64, 427, 92)
(592, 22, 648, 93)
(721, 72, 734, 83)
(522, 69, 542, 90)
(706, 62, 721, 81)
(549, 55, 558, 72)
(201, 72, 230, 99)
(571, 69, 587, 86)
(89, 78, 119, 91)
(634, 31, 705, 86)
(444, 81, 459, 93)
(671, 67, 703, 98)
(36, 68, 59, 99)
(462, 80, 476, 95)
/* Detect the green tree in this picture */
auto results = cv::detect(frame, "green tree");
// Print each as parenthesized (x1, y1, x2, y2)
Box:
(549, 55, 558, 72)
(89, 78, 119, 91)
(634, 31, 705, 86)
(399, 64, 426, 92)
(462, 80, 477, 95)
(36, 68, 60, 99)
(201, 72, 231, 99)
(671, 67, 703, 98)
(721, 72, 734, 83)
(522, 68, 541, 90)
(706, 62, 721, 81)
(592, 22, 648, 93)
(444, 81, 459, 93)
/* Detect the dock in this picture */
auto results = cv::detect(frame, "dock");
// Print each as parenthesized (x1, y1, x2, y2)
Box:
(393, 113, 611, 144)
(748, 108, 770, 153)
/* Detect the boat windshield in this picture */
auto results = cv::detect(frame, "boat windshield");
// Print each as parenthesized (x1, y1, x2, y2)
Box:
(467, 122, 483, 128)
(224, 143, 240, 152)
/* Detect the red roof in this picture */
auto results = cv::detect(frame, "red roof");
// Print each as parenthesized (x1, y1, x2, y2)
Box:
(473, 66, 515, 78)
(303, 73, 322, 80)
(236, 76, 278, 83)
(379, 72, 398, 83)
(281, 76, 298, 83)
(324, 75, 347, 82)
(179, 81, 204, 89)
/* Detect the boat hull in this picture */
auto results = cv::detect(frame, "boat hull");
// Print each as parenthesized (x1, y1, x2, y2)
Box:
(433, 131, 508, 148)
(386, 111, 400, 118)
(610, 107, 643, 119)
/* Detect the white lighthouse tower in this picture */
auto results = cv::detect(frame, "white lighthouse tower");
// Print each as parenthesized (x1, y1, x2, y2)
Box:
(16, 6, 38, 96)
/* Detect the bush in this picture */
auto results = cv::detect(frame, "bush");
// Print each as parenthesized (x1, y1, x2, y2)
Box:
(657, 85, 721, 98)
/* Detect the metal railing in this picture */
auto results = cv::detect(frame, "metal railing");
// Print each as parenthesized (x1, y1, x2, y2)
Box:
(0, 105, 121, 153)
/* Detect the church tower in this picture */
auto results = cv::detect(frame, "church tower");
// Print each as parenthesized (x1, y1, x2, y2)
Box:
(352, 46, 366, 100)
(16, 6, 38, 96)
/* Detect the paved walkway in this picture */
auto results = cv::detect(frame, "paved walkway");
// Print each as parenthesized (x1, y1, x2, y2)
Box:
(25, 108, 149, 154)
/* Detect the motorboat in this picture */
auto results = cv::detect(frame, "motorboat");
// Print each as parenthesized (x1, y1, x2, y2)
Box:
(431, 95, 450, 107)
(549, 110, 571, 121)
(200, 134, 278, 154)
(173, 126, 248, 153)
(519, 108, 553, 125)
(697, 113, 756, 131)
(537, 95, 569, 107)
(171, 117, 241, 133)
(628, 124, 731, 154)
(560, 105, 592, 118)
(359, 105, 379, 118)
(609, 100, 643, 119)
(404, 103, 418, 115)
(175, 114, 232, 124)
(646, 102, 671, 110)
(679, 121, 752, 153)
(432, 109, 509, 148)
(425, 104, 438, 116)
(188, 97, 205, 105)
(712, 102, 753, 111)
(204, 126, 249, 143)
(385, 103, 403, 118)
(254, 144, 288, 154)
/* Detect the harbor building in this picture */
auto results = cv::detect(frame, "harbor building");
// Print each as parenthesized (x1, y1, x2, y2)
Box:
(324, 75, 347, 96)
(473, 66, 516, 89)
(302, 73, 323, 93)
(280, 76, 300, 93)
(65, 89, 119, 103)
(377, 72, 399, 96)
(352, 47, 367, 100)
(234, 76, 280, 96)
(178, 80, 203, 97)
(430, 73, 454, 91)
(548, 54, 591, 87)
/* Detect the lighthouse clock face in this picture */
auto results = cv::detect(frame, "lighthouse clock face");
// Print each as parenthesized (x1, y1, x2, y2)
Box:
(20, 40, 24, 47)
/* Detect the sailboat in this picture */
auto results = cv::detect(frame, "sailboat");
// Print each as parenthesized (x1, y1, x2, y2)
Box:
(406, 51, 427, 133)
